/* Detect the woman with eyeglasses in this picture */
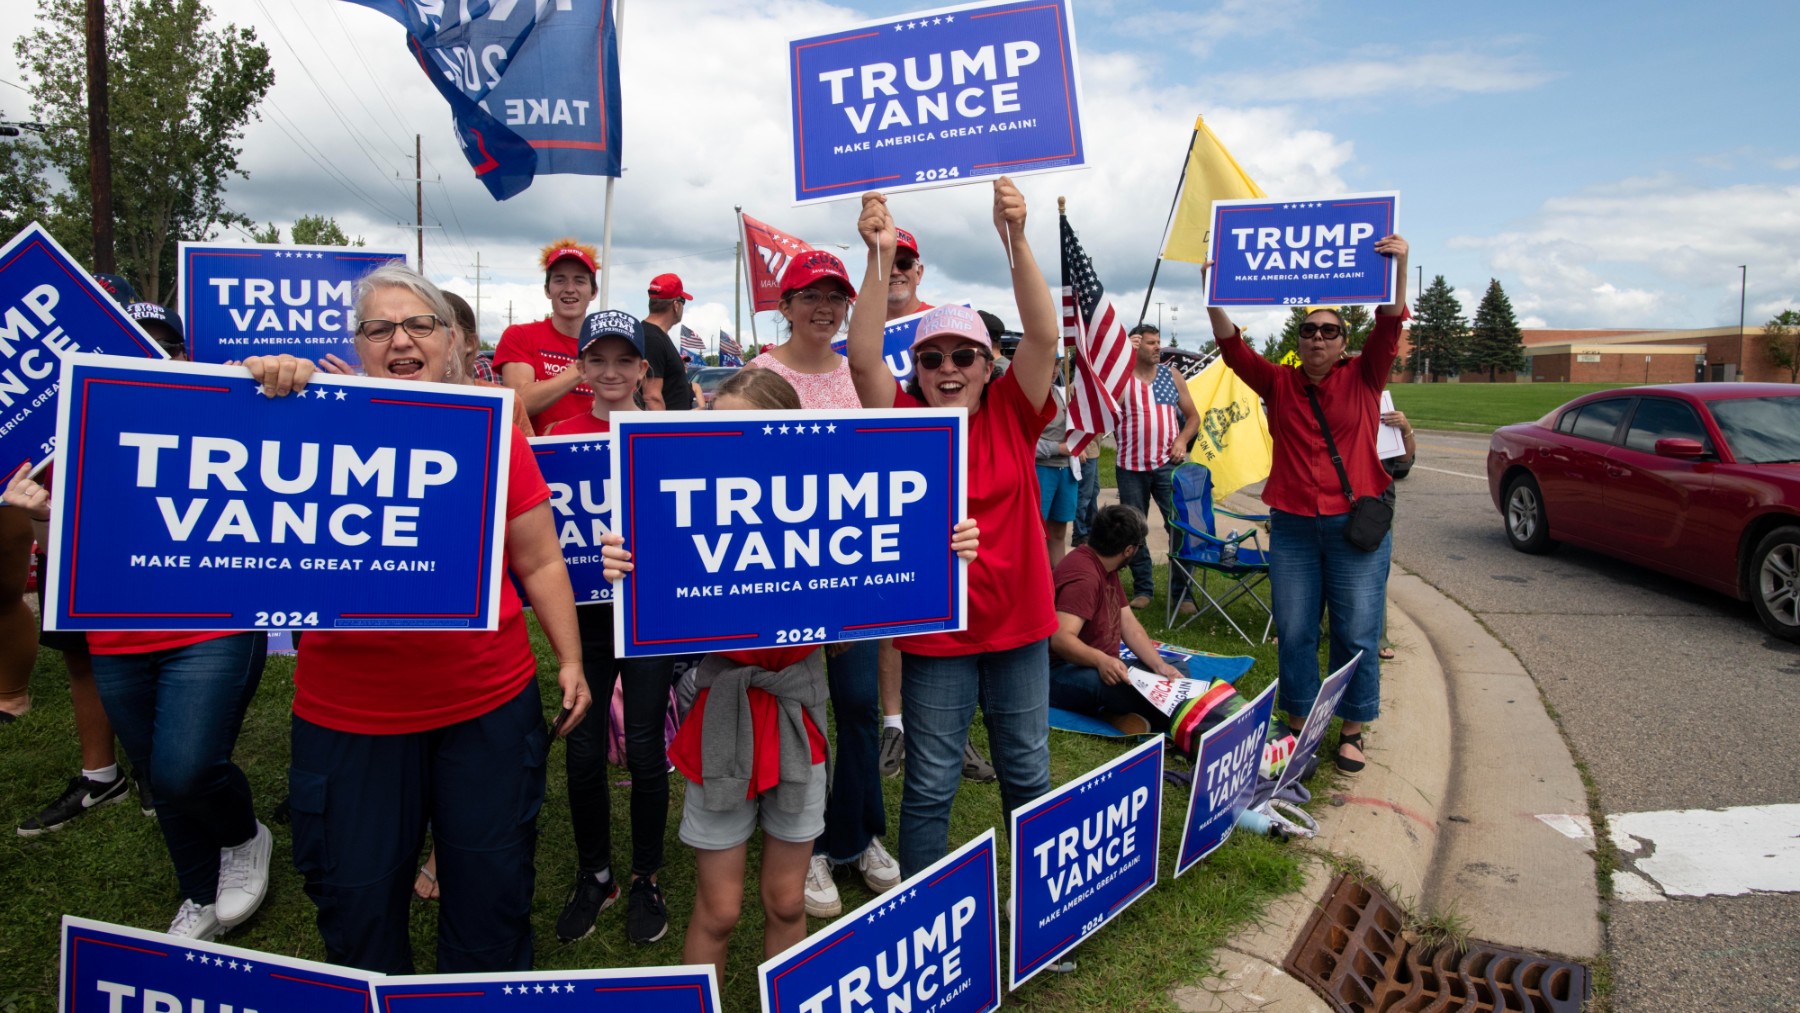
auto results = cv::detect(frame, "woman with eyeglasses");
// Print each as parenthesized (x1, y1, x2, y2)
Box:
(1204, 236, 1409, 774)
(742, 251, 903, 917)
(845, 178, 1061, 877)
(243, 263, 590, 974)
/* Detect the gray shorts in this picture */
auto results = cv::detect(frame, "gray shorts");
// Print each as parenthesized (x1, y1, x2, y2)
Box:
(678, 761, 827, 850)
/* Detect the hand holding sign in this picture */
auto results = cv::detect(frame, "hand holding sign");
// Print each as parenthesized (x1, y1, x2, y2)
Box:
(3, 463, 49, 521)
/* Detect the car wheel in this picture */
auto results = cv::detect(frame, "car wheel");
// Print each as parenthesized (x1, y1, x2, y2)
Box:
(1502, 474, 1556, 554)
(1750, 526, 1800, 642)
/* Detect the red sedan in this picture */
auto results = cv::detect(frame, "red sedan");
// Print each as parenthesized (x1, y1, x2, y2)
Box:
(1487, 383, 1800, 641)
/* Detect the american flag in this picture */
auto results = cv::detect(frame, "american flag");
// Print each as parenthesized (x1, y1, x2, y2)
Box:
(718, 328, 743, 367)
(678, 324, 705, 357)
(1061, 213, 1135, 458)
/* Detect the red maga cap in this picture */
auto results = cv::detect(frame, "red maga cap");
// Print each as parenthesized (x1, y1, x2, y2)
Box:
(647, 273, 694, 301)
(778, 250, 856, 299)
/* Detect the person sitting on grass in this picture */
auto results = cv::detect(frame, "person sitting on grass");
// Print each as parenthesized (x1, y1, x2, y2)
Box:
(598, 366, 981, 983)
(1049, 504, 1187, 735)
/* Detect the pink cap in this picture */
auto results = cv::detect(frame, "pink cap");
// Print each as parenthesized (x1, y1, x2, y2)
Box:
(911, 305, 991, 351)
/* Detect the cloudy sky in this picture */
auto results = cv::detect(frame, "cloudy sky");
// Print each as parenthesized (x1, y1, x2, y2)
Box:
(3, 0, 1797, 352)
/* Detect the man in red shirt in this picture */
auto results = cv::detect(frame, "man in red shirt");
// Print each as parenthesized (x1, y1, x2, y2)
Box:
(495, 238, 599, 431)
(1049, 505, 1185, 734)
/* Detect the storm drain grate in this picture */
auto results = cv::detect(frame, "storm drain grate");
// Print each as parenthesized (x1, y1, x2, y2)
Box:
(1284, 872, 1590, 1012)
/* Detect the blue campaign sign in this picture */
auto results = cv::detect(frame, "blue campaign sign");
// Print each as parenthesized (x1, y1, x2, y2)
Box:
(60, 916, 377, 1013)
(787, 0, 1087, 205)
(762, 830, 1001, 1013)
(43, 355, 512, 632)
(369, 966, 718, 1012)
(1270, 652, 1361, 801)
(1175, 682, 1276, 877)
(1206, 192, 1400, 308)
(831, 304, 973, 384)
(529, 433, 614, 605)
(1009, 737, 1162, 989)
(177, 241, 405, 366)
(0, 222, 167, 476)
(612, 408, 967, 658)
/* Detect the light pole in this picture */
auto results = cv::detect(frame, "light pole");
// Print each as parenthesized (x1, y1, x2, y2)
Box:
(1739, 265, 1748, 342)
(1154, 301, 1164, 331)
(1169, 306, 1179, 347)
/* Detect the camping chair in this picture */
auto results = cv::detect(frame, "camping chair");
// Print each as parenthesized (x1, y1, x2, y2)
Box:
(1165, 463, 1274, 644)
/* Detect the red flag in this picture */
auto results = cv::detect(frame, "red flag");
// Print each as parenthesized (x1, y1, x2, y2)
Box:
(741, 212, 813, 313)
(1061, 213, 1135, 457)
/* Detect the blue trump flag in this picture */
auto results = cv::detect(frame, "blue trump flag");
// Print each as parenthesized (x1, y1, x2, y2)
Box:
(1175, 681, 1276, 876)
(0, 223, 167, 476)
(341, 0, 622, 200)
(43, 355, 513, 632)
(177, 241, 406, 365)
(530, 432, 613, 604)
(787, 0, 1087, 204)
(831, 304, 971, 384)
(1009, 737, 1163, 989)
(370, 966, 719, 1012)
(61, 916, 377, 1013)
(761, 830, 1002, 1013)
(611, 408, 968, 658)
(1206, 192, 1400, 307)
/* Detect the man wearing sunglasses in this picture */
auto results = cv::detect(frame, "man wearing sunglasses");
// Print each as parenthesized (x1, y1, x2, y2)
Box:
(1115, 324, 1200, 611)
(885, 229, 933, 322)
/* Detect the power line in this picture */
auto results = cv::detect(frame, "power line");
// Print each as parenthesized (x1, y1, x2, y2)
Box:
(262, 100, 405, 223)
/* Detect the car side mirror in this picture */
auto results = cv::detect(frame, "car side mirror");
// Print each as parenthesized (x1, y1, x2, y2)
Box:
(1654, 438, 1706, 460)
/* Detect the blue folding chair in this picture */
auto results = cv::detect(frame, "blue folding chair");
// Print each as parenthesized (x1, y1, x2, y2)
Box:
(1166, 463, 1274, 644)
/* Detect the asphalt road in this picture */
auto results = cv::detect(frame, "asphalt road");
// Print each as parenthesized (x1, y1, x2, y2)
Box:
(1395, 429, 1800, 1013)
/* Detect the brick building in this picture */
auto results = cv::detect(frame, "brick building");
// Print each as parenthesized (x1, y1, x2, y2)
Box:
(1389, 325, 1792, 384)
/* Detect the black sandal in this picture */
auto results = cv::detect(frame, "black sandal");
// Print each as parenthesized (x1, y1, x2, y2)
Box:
(1334, 731, 1366, 774)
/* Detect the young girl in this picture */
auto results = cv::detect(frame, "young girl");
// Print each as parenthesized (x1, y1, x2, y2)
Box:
(600, 368, 979, 982)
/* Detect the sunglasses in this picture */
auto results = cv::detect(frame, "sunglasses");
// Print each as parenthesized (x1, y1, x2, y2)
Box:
(916, 347, 989, 370)
(355, 314, 443, 342)
(1298, 322, 1343, 339)
(894, 254, 918, 272)
(790, 290, 849, 308)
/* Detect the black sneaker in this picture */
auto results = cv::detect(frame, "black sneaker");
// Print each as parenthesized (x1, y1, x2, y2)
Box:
(17, 774, 129, 836)
(878, 726, 905, 778)
(555, 871, 619, 942)
(137, 774, 156, 816)
(625, 876, 668, 945)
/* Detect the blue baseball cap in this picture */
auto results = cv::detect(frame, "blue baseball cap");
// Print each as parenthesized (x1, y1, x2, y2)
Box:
(127, 302, 186, 355)
(579, 309, 646, 357)
(92, 272, 138, 305)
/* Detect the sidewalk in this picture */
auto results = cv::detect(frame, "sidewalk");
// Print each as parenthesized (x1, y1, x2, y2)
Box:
(1119, 485, 1605, 1010)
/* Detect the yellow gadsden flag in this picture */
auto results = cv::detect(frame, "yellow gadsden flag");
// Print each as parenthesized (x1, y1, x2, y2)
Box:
(1159, 115, 1266, 264)
(1185, 357, 1272, 499)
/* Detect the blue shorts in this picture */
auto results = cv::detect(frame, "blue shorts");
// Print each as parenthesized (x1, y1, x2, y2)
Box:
(678, 761, 827, 850)
(1037, 464, 1077, 522)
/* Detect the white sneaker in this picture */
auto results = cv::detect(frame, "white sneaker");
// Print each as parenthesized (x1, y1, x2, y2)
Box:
(855, 838, 901, 894)
(215, 821, 272, 928)
(167, 899, 221, 941)
(804, 854, 841, 918)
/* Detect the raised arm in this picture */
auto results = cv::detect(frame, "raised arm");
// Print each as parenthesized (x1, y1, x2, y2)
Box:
(1203, 265, 1279, 396)
(848, 192, 900, 408)
(994, 177, 1057, 412)
(1375, 235, 1410, 317)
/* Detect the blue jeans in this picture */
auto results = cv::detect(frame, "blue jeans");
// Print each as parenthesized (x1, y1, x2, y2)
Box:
(898, 639, 1050, 878)
(91, 633, 266, 905)
(1116, 463, 1188, 601)
(1048, 659, 1171, 731)
(817, 638, 885, 864)
(1072, 458, 1100, 544)
(1269, 510, 1390, 724)
(289, 679, 546, 975)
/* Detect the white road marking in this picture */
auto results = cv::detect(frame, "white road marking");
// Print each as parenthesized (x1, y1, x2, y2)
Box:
(1610, 804, 1800, 899)
(1536, 813, 1593, 840)
(1413, 464, 1487, 480)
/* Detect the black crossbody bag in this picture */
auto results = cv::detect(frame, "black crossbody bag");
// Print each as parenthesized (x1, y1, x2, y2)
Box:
(1304, 387, 1393, 552)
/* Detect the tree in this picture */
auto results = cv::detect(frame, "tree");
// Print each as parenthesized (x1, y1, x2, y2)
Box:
(1407, 275, 1468, 381)
(1765, 309, 1800, 383)
(1264, 307, 1308, 363)
(250, 214, 365, 248)
(1341, 305, 1375, 352)
(14, 0, 274, 302)
(1466, 279, 1528, 381)
(250, 221, 281, 244)
(0, 138, 55, 240)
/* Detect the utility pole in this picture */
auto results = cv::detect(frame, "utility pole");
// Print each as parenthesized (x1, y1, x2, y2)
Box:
(395, 135, 440, 273)
(472, 251, 493, 340)
(1154, 301, 1164, 331)
(84, 0, 115, 274)
(507, 301, 513, 328)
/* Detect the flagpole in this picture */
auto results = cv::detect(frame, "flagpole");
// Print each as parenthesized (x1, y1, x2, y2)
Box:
(739, 210, 760, 351)
(1058, 196, 1071, 390)
(599, 0, 624, 309)
(733, 205, 743, 344)
(1139, 123, 1201, 327)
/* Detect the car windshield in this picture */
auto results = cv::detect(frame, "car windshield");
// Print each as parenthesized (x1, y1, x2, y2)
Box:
(696, 368, 736, 392)
(1709, 396, 1800, 463)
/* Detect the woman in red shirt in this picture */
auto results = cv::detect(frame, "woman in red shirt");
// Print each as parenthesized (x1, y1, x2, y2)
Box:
(845, 178, 1061, 877)
(247, 263, 589, 974)
(1206, 235, 1409, 773)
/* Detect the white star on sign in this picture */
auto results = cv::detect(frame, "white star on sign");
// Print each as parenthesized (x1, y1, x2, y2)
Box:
(335, 389, 346, 400)
(825, 423, 837, 433)
(893, 22, 903, 30)
(242, 963, 252, 973)
(779, 424, 790, 434)
(534, 985, 545, 994)
(763, 425, 774, 434)
(185, 952, 195, 962)
(810, 424, 821, 433)
(945, 14, 954, 21)
(228, 960, 239, 971)
(503, 986, 514, 996)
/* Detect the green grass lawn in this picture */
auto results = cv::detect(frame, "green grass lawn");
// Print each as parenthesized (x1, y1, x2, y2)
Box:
(1387, 382, 1633, 432)
(0, 570, 1316, 1013)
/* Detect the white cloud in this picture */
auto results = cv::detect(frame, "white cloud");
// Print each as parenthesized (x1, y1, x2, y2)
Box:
(1216, 50, 1551, 104)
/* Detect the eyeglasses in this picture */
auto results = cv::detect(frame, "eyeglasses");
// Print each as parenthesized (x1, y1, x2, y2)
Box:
(894, 254, 918, 272)
(355, 314, 443, 342)
(1298, 322, 1343, 339)
(790, 290, 849, 308)
(916, 347, 989, 370)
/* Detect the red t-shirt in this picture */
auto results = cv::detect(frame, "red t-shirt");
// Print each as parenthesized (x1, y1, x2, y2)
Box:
(1052, 545, 1125, 657)
(87, 631, 239, 655)
(893, 369, 1058, 656)
(1216, 314, 1401, 516)
(668, 685, 827, 794)
(494, 318, 593, 432)
(292, 427, 553, 734)
(544, 413, 610, 436)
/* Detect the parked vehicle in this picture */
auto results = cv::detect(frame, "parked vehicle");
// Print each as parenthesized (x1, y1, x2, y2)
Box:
(692, 365, 740, 406)
(1486, 383, 1800, 641)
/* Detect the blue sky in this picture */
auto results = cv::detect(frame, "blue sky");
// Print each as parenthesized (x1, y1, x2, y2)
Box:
(2, 0, 1795, 347)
